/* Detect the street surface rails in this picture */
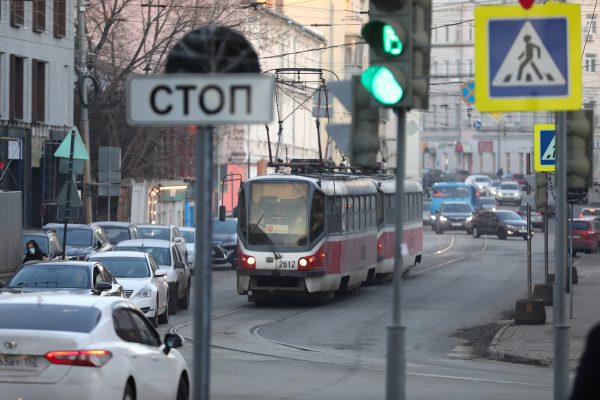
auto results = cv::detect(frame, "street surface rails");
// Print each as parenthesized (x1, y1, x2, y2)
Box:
(160, 226, 553, 399)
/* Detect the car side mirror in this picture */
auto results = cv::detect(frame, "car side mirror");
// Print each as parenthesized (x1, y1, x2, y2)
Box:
(163, 333, 184, 355)
(154, 270, 167, 278)
(219, 205, 226, 221)
(96, 281, 112, 292)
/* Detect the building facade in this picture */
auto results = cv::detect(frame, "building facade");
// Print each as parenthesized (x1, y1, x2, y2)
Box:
(0, 0, 75, 226)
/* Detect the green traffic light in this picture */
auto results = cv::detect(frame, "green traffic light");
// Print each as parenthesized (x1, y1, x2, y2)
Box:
(382, 24, 403, 56)
(361, 66, 404, 105)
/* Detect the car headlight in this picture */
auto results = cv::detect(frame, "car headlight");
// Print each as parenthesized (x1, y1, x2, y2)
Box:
(430, 215, 436, 221)
(466, 216, 473, 222)
(133, 284, 153, 299)
(439, 216, 448, 222)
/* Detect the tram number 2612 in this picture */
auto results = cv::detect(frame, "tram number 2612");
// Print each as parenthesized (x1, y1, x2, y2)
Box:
(278, 260, 296, 269)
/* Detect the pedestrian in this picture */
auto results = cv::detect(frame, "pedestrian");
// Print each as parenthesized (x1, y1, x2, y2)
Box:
(23, 240, 48, 263)
(496, 167, 504, 180)
(570, 322, 600, 399)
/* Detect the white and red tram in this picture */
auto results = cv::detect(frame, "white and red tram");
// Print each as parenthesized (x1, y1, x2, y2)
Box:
(236, 173, 423, 302)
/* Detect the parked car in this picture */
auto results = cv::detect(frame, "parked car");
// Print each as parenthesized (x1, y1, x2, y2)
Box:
(487, 180, 502, 197)
(476, 196, 498, 212)
(137, 224, 188, 264)
(517, 204, 545, 231)
(465, 175, 492, 193)
(93, 221, 141, 245)
(432, 202, 474, 234)
(22, 229, 63, 260)
(0, 294, 189, 400)
(42, 223, 113, 260)
(495, 181, 522, 205)
(579, 207, 600, 218)
(212, 218, 238, 266)
(179, 227, 196, 270)
(87, 251, 170, 327)
(114, 239, 191, 316)
(0, 261, 124, 296)
(470, 209, 529, 240)
(568, 217, 600, 255)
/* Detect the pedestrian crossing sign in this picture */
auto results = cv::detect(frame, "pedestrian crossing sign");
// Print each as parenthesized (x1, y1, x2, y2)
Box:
(534, 124, 556, 172)
(475, 3, 582, 112)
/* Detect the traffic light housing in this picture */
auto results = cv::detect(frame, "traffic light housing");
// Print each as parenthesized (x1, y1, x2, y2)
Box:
(361, 0, 431, 109)
(566, 110, 594, 202)
(350, 75, 381, 167)
(525, 172, 548, 212)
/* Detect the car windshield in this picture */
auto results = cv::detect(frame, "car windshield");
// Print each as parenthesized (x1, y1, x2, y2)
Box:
(572, 221, 591, 230)
(442, 203, 471, 213)
(180, 230, 195, 243)
(496, 211, 523, 221)
(582, 209, 600, 216)
(480, 198, 496, 205)
(475, 177, 490, 183)
(138, 227, 170, 241)
(500, 183, 519, 190)
(491, 181, 501, 187)
(432, 186, 471, 198)
(7, 264, 91, 289)
(88, 257, 149, 278)
(0, 304, 101, 333)
(51, 228, 92, 246)
(115, 246, 171, 266)
(213, 220, 237, 235)
(22, 235, 48, 254)
(102, 227, 131, 244)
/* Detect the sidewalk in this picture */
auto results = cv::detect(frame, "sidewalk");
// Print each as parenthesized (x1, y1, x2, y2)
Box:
(487, 253, 600, 367)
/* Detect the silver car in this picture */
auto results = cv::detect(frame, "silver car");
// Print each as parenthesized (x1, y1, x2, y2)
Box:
(495, 181, 522, 205)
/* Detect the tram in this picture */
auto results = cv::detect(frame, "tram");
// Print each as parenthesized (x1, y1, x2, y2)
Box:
(236, 172, 423, 302)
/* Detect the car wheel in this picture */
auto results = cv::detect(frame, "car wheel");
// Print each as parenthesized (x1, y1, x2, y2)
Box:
(150, 299, 159, 328)
(169, 285, 178, 315)
(158, 294, 169, 324)
(497, 228, 507, 240)
(123, 382, 135, 400)
(178, 280, 191, 309)
(176, 376, 190, 400)
(472, 226, 480, 238)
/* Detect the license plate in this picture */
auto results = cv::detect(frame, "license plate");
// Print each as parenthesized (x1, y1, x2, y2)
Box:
(519, 228, 527, 232)
(572, 235, 582, 239)
(0, 355, 40, 370)
(451, 223, 462, 227)
(277, 260, 296, 269)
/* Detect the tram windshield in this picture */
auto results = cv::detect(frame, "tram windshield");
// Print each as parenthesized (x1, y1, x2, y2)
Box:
(246, 182, 309, 246)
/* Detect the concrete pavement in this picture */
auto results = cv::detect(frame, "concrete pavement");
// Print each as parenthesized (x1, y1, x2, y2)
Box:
(487, 252, 600, 368)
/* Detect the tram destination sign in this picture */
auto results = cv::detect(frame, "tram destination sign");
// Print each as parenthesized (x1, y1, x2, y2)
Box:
(127, 74, 274, 126)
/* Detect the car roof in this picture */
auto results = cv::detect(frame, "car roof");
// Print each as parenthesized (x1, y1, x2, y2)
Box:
(576, 216, 599, 221)
(0, 293, 130, 310)
(43, 223, 93, 230)
(87, 251, 148, 259)
(179, 226, 195, 231)
(93, 221, 135, 228)
(500, 181, 519, 185)
(23, 229, 50, 235)
(19, 260, 98, 268)
(115, 239, 172, 248)
(441, 201, 470, 206)
(138, 224, 174, 229)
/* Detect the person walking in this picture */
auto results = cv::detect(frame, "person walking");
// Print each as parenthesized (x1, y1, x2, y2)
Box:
(23, 240, 49, 263)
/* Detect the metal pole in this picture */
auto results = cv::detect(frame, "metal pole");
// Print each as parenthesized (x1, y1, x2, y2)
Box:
(526, 153, 532, 299)
(386, 109, 406, 400)
(77, 0, 92, 223)
(544, 203, 549, 285)
(569, 204, 573, 319)
(107, 150, 111, 222)
(554, 111, 569, 400)
(62, 129, 76, 260)
(193, 126, 213, 400)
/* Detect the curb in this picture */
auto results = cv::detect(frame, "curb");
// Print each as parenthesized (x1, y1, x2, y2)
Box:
(485, 322, 552, 367)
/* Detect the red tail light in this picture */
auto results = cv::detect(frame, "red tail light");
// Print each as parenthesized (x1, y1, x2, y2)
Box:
(298, 245, 326, 271)
(45, 350, 112, 367)
(579, 212, 583, 218)
(240, 252, 256, 270)
(377, 237, 384, 259)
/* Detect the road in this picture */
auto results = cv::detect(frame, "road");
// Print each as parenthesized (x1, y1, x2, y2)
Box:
(159, 220, 555, 399)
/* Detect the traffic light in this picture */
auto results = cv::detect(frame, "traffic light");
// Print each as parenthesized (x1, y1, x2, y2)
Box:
(350, 75, 381, 167)
(566, 110, 594, 202)
(361, 0, 431, 109)
(524, 172, 547, 212)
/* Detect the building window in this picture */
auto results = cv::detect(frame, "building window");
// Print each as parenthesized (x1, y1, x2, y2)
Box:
(468, 59, 473, 75)
(32, 60, 46, 123)
(9, 55, 24, 121)
(33, 0, 46, 32)
(456, 59, 461, 75)
(54, 0, 66, 38)
(445, 60, 449, 76)
(10, 0, 25, 27)
(434, 28, 438, 43)
(432, 60, 438, 75)
(468, 24, 473, 41)
(445, 26, 449, 42)
(585, 54, 596, 72)
(587, 14, 597, 34)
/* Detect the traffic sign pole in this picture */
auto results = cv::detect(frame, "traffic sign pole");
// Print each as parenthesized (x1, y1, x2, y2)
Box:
(62, 128, 76, 260)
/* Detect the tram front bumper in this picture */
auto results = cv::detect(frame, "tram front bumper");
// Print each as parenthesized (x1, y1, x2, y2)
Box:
(237, 268, 327, 294)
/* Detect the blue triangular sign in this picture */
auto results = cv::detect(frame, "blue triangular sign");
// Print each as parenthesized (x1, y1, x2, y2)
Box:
(54, 127, 90, 160)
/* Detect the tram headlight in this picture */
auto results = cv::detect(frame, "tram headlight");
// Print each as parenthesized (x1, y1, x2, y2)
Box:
(298, 257, 308, 268)
(246, 256, 256, 266)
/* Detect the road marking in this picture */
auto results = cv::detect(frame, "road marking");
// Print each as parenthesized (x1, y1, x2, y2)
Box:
(423, 234, 456, 257)
(413, 237, 488, 276)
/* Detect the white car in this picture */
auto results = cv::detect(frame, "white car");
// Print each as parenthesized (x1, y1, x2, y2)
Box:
(495, 181, 523, 205)
(87, 251, 170, 327)
(137, 224, 188, 265)
(115, 239, 191, 316)
(465, 175, 492, 193)
(0, 294, 189, 400)
(179, 227, 196, 271)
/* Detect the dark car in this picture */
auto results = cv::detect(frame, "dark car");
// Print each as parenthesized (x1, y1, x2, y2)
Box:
(93, 221, 141, 245)
(42, 223, 113, 260)
(0, 261, 124, 297)
(517, 204, 545, 231)
(432, 202, 474, 234)
(22, 229, 63, 260)
(568, 217, 600, 255)
(476, 196, 498, 212)
(579, 207, 600, 218)
(213, 218, 237, 266)
(471, 209, 529, 240)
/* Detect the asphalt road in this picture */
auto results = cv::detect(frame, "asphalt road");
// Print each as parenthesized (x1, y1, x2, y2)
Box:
(159, 212, 556, 399)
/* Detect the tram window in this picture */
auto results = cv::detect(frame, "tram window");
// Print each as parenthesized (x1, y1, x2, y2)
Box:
(362, 197, 367, 229)
(341, 198, 347, 232)
(376, 192, 384, 226)
(239, 191, 247, 238)
(326, 197, 341, 233)
(310, 192, 325, 241)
